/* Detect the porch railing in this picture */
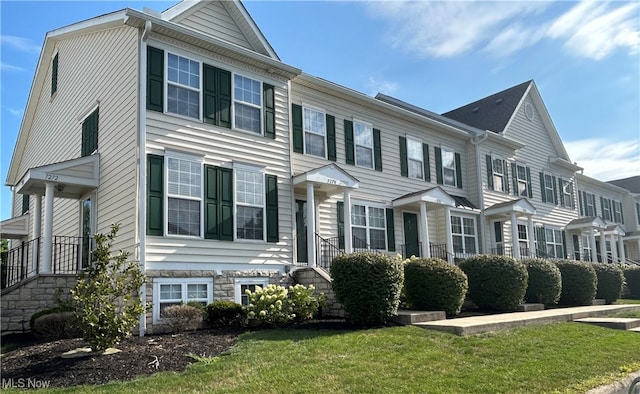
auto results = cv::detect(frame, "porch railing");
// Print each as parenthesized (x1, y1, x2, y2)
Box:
(311, 234, 382, 272)
(1, 238, 40, 289)
(489, 246, 533, 258)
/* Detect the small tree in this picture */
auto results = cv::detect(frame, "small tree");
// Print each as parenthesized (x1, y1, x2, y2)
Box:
(71, 224, 146, 351)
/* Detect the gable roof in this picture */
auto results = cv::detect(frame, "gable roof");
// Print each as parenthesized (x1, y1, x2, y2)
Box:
(607, 175, 640, 193)
(442, 80, 532, 134)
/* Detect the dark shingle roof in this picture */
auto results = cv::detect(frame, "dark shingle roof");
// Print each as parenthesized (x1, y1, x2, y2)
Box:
(607, 176, 640, 193)
(442, 80, 532, 133)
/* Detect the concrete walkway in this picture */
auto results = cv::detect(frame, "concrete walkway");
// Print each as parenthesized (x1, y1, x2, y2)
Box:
(414, 304, 640, 336)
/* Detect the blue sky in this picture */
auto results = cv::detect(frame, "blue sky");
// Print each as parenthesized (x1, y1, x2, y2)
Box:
(1, 0, 638, 221)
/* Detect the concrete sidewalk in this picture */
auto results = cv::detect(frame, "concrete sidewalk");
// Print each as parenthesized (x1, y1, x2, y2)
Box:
(414, 304, 640, 335)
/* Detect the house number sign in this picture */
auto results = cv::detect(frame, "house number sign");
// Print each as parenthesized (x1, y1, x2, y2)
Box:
(45, 173, 59, 181)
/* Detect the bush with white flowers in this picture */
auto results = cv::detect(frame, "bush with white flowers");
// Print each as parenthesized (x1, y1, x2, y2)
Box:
(245, 284, 325, 327)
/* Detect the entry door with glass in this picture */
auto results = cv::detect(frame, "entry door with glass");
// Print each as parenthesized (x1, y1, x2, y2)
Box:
(80, 195, 96, 268)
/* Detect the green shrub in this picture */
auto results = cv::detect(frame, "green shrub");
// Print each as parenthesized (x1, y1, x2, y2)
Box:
(288, 284, 326, 322)
(30, 306, 73, 332)
(246, 284, 292, 326)
(330, 252, 404, 325)
(403, 257, 467, 316)
(623, 266, 640, 298)
(555, 260, 597, 306)
(592, 264, 624, 304)
(522, 258, 562, 306)
(206, 300, 246, 327)
(32, 311, 81, 338)
(458, 255, 528, 311)
(163, 304, 203, 332)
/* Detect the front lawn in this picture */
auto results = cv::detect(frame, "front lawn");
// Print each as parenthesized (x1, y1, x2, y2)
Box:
(8, 322, 640, 393)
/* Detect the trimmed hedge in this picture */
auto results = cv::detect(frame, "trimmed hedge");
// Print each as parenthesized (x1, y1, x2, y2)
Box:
(593, 264, 624, 304)
(555, 260, 597, 306)
(522, 258, 562, 306)
(458, 255, 528, 311)
(623, 266, 640, 298)
(206, 300, 246, 327)
(404, 257, 468, 316)
(330, 252, 404, 325)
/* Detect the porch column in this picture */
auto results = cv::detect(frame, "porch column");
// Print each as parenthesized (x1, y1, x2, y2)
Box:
(527, 217, 535, 258)
(618, 237, 626, 263)
(42, 183, 55, 273)
(343, 189, 352, 254)
(510, 212, 520, 260)
(589, 228, 598, 262)
(420, 201, 430, 258)
(610, 234, 618, 262)
(306, 182, 316, 267)
(599, 229, 607, 262)
(32, 194, 42, 274)
(444, 206, 453, 264)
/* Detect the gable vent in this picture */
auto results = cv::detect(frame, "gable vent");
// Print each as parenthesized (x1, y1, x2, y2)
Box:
(495, 98, 503, 104)
(471, 107, 479, 113)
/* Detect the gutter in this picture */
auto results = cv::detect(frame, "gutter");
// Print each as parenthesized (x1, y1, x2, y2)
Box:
(470, 131, 489, 254)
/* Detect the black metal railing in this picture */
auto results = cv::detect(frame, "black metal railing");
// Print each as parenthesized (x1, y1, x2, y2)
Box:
(53, 236, 94, 273)
(489, 246, 533, 258)
(400, 242, 422, 259)
(315, 234, 343, 271)
(430, 243, 451, 261)
(1, 238, 40, 289)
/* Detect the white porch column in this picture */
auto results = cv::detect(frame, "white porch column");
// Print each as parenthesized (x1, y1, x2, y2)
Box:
(32, 194, 42, 274)
(618, 237, 626, 263)
(420, 201, 430, 258)
(510, 212, 520, 260)
(343, 189, 352, 254)
(306, 182, 316, 267)
(610, 234, 618, 262)
(42, 183, 55, 274)
(589, 228, 598, 262)
(527, 217, 535, 258)
(599, 229, 607, 262)
(444, 207, 453, 264)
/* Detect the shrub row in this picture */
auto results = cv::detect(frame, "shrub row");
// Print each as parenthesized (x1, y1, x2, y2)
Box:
(624, 266, 640, 298)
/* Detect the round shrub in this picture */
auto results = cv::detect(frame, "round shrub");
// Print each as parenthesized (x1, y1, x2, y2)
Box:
(458, 255, 528, 311)
(623, 266, 640, 298)
(555, 260, 597, 306)
(593, 264, 624, 304)
(32, 311, 80, 338)
(522, 258, 562, 306)
(163, 304, 204, 332)
(206, 300, 246, 327)
(403, 257, 468, 316)
(330, 252, 404, 325)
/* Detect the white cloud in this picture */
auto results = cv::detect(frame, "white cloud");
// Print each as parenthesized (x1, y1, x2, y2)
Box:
(0, 35, 41, 54)
(565, 138, 640, 181)
(483, 23, 547, 58)
(0, 62, 24, 72)
(366, 75, 399, 96)
(6, 108, 23, 117)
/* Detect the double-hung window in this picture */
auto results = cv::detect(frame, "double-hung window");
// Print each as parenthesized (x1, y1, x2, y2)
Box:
(584, 192, 596, 216)
(407, 138, 424, 179)
(511, 163, 531, 197)
(234, 74, 262, 134)
(517, 224, 529, 252)
(542, 173, 556, 204)
(352, 204, 387, 250)
(167, 155, 202, 237)
(486, 156, 508, 192)
(303, 106, 326, 158)
(354, 121, 373, 168)
(235, 165, 265, 240)
(441, 148, 457, 187)
(545, 228, 564, 259)
(582, 235, 592, 261)
(560, 178, 574, 208)
(167, 53, 200, 119)
(612, 200, 623, 224)
(451, 215, 477, 255)
(154, 278, 213, 323)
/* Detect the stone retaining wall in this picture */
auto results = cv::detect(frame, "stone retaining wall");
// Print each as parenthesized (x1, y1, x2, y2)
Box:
(292, 267, 345, 318)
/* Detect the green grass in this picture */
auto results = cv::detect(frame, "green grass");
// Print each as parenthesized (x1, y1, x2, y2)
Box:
(616, 298, 640, 304)
(8, 322, 640, 394)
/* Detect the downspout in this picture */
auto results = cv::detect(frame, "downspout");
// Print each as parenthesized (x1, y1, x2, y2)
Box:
(470, 131, 489, 254)
(138, 20, 152, 336)
(287, 80, 297, 273)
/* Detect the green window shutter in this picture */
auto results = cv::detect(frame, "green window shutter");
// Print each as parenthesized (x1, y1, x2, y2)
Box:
(455, 152, 462, 189)
(337, 201, 345, 249)
(326, 114, 336, 161)
(578, 191, 584, 215)
(219, 167, 234, 241)
(263, 83, 276, 139)
(146, 46, 164, 112)
(291, 104, 303, 153)
(558, 178, 565, 206)
(22, 194, 29, 215)
(373, 128, 382, 171)
(386, 208, 395, 252)
(486, 155, 494, 190)
(561, 231, 567, 259)
(51, 53, 58, 96)
(526, 167, 533, 198)
(539, 172, 546, 203)
(147, 154, 164, 236)
(619, 201, 625, 224)
(344, 120, 354, 165)
(552, 176, 558, 205)
(503, 161, 510, 193)
(423, 143, 431, 182)
(203, 65, 232, 128)
(266, 174, 279, 242)
(399, 136, 408, 177)
(435, 146, 443, 185)
(217, 69, 232, 128)
(203, 64, 217, 125)
(511, 163, 518, 196)
(81, 108, 99, 157)
(204, 165, 219, 239)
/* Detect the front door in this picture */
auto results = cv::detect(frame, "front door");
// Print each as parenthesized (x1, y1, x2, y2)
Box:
(295, 200, 308, 263)
(403, 212, 420, 258)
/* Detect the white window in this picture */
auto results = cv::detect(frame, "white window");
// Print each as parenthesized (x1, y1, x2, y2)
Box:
(602, 198, 612, 221)
(451, 215, 477, 255)
(582, 235, 592, 261)
(235, 165, 265, 240)
(303, 106, 326, 158)
(543, 174, 555, 203)
(545, 228, 564, 259)
(234, 278, 269, 306)
(167, 155, 202, 237)
(613, 200, 623, 223)
(492, 157, 506, 192)
(234, 74, 262, 134)
(561, 179, 574, 208)
(407, 138, 423, 179)
(352, 204, 386, 250)
(153, 278, 213, 323)
(514, 164, 529, 197)
(585, 192, 596, 216)
(441, 148, 457, 187)
(517, 224, 528, 252)
(167, 53, 200, 119)
(354, 121, 373, 168)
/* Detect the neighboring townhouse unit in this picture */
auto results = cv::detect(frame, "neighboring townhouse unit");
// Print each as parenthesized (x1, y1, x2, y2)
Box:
(1, 0, 638, 336)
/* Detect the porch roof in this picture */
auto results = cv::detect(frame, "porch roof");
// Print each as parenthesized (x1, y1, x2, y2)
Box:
(0, 214, 29, 239)
(605, 224, 626, 236)
(484, 198, 536, 218)
(624, 230, 640, 241)
(15, 155, 100, 199)
(292, 163, 359, 195)
(392, 186, 456, 208)
(565, 216, 607, 231)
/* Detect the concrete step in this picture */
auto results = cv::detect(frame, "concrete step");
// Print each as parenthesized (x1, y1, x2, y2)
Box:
(392, 310, 446, 325)
(515, 303, 545, 312)
(591, 299, 606, 305)
(628, 327, 640, 332)
(574, 317, 640, 330)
